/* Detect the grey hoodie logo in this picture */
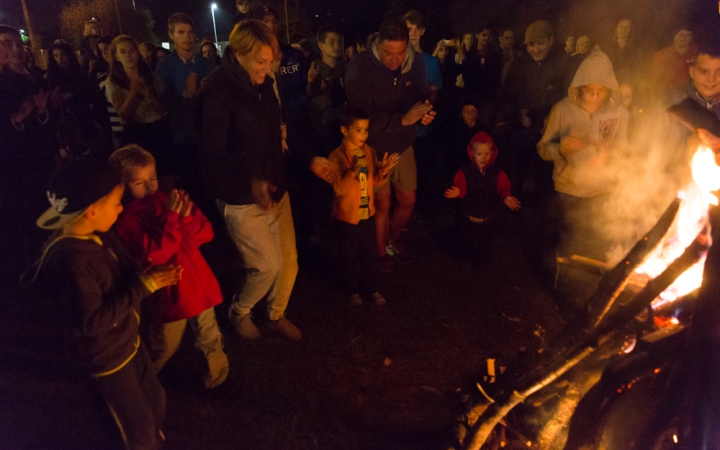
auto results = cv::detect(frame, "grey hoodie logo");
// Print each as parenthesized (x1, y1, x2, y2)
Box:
(599, 118, 618, 143)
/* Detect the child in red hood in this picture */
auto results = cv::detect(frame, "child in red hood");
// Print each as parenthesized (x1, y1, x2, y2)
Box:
(110, 145, 229, 389)
(445, 132, 520, 261)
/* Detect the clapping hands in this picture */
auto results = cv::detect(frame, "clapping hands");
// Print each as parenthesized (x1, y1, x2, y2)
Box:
(165, 189, 193, 217)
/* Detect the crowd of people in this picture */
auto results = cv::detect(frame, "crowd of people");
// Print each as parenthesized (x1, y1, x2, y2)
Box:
(2, 2, 720, 448)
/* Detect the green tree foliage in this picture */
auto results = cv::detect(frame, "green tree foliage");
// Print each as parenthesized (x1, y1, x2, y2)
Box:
(60, 0, 157, 48)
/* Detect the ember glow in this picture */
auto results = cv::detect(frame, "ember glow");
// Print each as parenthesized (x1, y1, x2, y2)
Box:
(635, 145, 720, 308)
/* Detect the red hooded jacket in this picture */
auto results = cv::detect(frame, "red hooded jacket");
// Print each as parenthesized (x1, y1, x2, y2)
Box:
(115, 191, 223, 323)
(452, 131, 512, 218)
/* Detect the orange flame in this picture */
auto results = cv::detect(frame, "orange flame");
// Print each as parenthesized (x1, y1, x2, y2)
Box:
(635, 146, 720, 308)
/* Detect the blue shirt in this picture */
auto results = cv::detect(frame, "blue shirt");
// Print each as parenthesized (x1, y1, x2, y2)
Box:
(417, 51, 442, 137)
(155, 52, 215, 143)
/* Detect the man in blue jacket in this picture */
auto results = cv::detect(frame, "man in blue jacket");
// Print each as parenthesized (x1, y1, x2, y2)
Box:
(346, 17, 436, 273)
(155, 12, 215, 191)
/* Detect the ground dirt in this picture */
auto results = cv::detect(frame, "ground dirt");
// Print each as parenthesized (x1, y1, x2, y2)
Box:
(0, 206, 570, 450)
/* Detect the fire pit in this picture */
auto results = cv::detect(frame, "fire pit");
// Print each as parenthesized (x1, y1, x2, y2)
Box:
(450, 143, 720, 449)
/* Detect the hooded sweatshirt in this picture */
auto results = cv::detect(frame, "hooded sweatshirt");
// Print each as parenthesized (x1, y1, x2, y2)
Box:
(40, 232, 155, 376)
(537, 51, 628, 198)
(345, 38, 431, 156)
(452, 131, 512, 219)
(114, 191, 223, 323)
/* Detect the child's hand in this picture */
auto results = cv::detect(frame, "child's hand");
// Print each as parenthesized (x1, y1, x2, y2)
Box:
(380, 152, 400, 177)
(560, 136, 583, 154)
(251, 178, 276, 210)
(504, 196, 521, 211)
(146, 264, 183, 289)
(165, 189, 184, 214)
(444, 186, 460, 198)
(178, 190, 193, 217)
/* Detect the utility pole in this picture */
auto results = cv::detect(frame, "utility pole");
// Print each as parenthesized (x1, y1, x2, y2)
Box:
(19, 0, 40, 55)
(284, 0, 290, 43)
(114, 0, 123, 34)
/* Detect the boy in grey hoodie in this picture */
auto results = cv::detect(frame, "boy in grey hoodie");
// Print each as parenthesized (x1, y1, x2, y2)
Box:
(537, 50, 628, 258)
(538, 50, 628, 198)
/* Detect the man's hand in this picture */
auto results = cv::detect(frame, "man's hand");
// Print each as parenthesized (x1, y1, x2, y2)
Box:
(146, 264, 183, 289)
(251, 178, 276, 210)
(185, 72, 200, 99)
(444, 186, 460, 198)
(402, 100, 433, 126)
(560, 136, 584, 154)
(520, 109, 532, 128)
(11, 100, 35, 125)
(504, 196, 521, 211)
(165, 189, 184, 214)
(310, 156, 341, 184)
(33, 90, 49, 115)
(421, 110, 437, 126)
(308, 59, 321, 83)
(380, 152, 400, 177)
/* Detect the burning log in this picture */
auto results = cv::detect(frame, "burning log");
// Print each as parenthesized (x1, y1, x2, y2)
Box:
(454, 199, 716, 450)
(458, 199, 685, 450)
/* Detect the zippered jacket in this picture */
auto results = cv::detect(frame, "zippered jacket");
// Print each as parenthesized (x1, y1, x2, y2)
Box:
(194, 51, 286, 206)
(115, 191, 223, 323)
(345, 38, 431, 156)
(40, 232, 154, 376)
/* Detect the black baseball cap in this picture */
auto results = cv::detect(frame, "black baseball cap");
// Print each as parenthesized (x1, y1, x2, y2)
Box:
(36, 158, 122, 230)
(251, 6, 278, 21)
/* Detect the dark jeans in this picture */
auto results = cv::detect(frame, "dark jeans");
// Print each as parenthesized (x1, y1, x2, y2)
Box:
(93, 345, 166, 450)
(506, 126, 553, 201)
(337, 216, 379, 295)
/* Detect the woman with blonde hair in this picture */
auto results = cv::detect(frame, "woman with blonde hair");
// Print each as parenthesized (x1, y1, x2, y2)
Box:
(81, 19, 103, 72)
(195, 20, 300, 342)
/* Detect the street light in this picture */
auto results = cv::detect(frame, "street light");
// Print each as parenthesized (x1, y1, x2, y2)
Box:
(211, 3, 218, 48)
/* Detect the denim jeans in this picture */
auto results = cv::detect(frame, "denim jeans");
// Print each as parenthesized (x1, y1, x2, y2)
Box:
(220, 192, 298, 320)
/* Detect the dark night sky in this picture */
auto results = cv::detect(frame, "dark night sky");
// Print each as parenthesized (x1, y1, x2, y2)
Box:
(1, 0, 717, 49)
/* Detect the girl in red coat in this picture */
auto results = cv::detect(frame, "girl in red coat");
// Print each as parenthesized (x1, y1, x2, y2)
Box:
(111, 145, 229, 388)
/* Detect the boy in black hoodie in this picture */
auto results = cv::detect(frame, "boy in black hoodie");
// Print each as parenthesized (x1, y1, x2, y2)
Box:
(445, 132, 520, 263)
(33, 158, 182, 450)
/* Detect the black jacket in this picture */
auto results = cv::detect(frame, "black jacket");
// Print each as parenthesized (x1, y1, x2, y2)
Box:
(41, 232, 151, 376)
(345, 41, 431, 156)
(194, 52, 286, 205)
(503, 46, 568, 127)
(460, 161, 502, 219)
(461, 48, 503, 102)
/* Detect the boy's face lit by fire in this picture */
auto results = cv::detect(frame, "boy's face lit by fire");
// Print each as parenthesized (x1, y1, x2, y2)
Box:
(341, 119, 369, 149)
(690, 54, 720, 100)
(527, 36, 553, 62)
(580, 83, 609, 113)
(461, 104, 478, 127)
(472, 142, 493, 169)
(127, 163, 158, 199)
